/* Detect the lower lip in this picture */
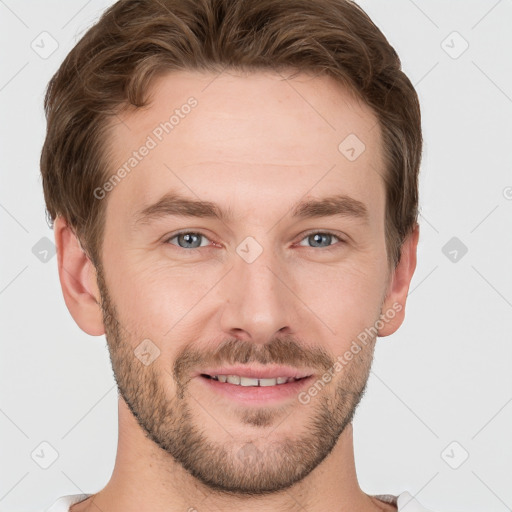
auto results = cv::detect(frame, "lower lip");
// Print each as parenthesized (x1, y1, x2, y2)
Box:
(197, 375, 314, 405)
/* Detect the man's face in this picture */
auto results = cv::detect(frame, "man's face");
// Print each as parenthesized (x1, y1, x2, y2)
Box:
(97, 70, 392, 494)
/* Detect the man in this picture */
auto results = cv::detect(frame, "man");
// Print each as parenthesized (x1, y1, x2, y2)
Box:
(40, 0, 435, 510)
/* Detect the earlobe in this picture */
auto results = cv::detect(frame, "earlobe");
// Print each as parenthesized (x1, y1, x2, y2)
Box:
(54, 216, 105, 336)
(378, 223, 420, 337)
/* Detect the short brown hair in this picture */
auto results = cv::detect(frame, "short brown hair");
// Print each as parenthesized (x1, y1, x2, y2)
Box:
(41, 0, 422, 269)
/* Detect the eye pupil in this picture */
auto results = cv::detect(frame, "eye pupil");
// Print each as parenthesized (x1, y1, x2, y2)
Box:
(178, 233, 201, 248)
(309, 233, 332, 247)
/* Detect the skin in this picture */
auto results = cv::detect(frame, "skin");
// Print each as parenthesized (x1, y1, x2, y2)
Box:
(55, 69, 419, 512)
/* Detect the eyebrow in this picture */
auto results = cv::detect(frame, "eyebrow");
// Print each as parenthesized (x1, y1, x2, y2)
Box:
(132, 192, 369, 228)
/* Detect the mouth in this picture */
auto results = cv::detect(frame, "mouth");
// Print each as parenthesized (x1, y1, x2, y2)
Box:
(194, 365, 315, 405)
(201, 374, 307, 386)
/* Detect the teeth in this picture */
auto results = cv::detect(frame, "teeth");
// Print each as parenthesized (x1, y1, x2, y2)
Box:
(210, 375, 303, 387)
(240, 376, 259, 386)
(226, 375, 241, 385)
(259, 378, 278, 387)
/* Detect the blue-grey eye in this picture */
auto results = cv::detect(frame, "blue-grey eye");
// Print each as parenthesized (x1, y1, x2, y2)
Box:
(298, 232, 340, 248)
(168, 232, 209, 249)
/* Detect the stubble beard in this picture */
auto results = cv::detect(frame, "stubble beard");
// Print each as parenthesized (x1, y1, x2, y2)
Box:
(95, 264, 376, 496)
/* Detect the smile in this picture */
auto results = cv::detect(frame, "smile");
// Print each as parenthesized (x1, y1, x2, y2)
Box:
(202, 374, 305, 386)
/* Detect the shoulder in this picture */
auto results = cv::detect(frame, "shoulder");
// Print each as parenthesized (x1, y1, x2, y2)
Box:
(371, 491, 439, 512)
(43, 494, 92, 512)
(397, 491, 438, 512)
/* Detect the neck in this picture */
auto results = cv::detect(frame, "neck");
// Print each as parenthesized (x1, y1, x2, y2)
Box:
(73, 398, 391, 512)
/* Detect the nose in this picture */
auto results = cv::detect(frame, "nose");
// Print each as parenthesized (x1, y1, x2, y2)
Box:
(218, 241, 298, 344)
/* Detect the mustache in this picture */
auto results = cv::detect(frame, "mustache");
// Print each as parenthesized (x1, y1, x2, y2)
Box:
(173, 334, 335, 390)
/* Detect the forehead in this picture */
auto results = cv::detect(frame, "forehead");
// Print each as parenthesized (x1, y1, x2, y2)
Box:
(104, 70, 385, 227)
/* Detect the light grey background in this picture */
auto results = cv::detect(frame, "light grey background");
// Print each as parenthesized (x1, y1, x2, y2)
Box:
(1, 1, 511, 511)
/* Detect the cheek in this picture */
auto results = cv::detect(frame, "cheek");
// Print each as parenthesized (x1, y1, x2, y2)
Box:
(295, 261, 385, 339)
(107, 257, 220, 336)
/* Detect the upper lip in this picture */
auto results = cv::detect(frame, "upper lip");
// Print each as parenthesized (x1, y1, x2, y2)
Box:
(194, 365, 315, 380)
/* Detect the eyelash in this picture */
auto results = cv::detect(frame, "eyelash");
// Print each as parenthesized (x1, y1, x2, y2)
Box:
(164, 230, 346, 252)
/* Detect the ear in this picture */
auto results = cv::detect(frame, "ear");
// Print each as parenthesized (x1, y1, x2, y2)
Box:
(53, 216, 105, 336)
(378, 223, 419, 337)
